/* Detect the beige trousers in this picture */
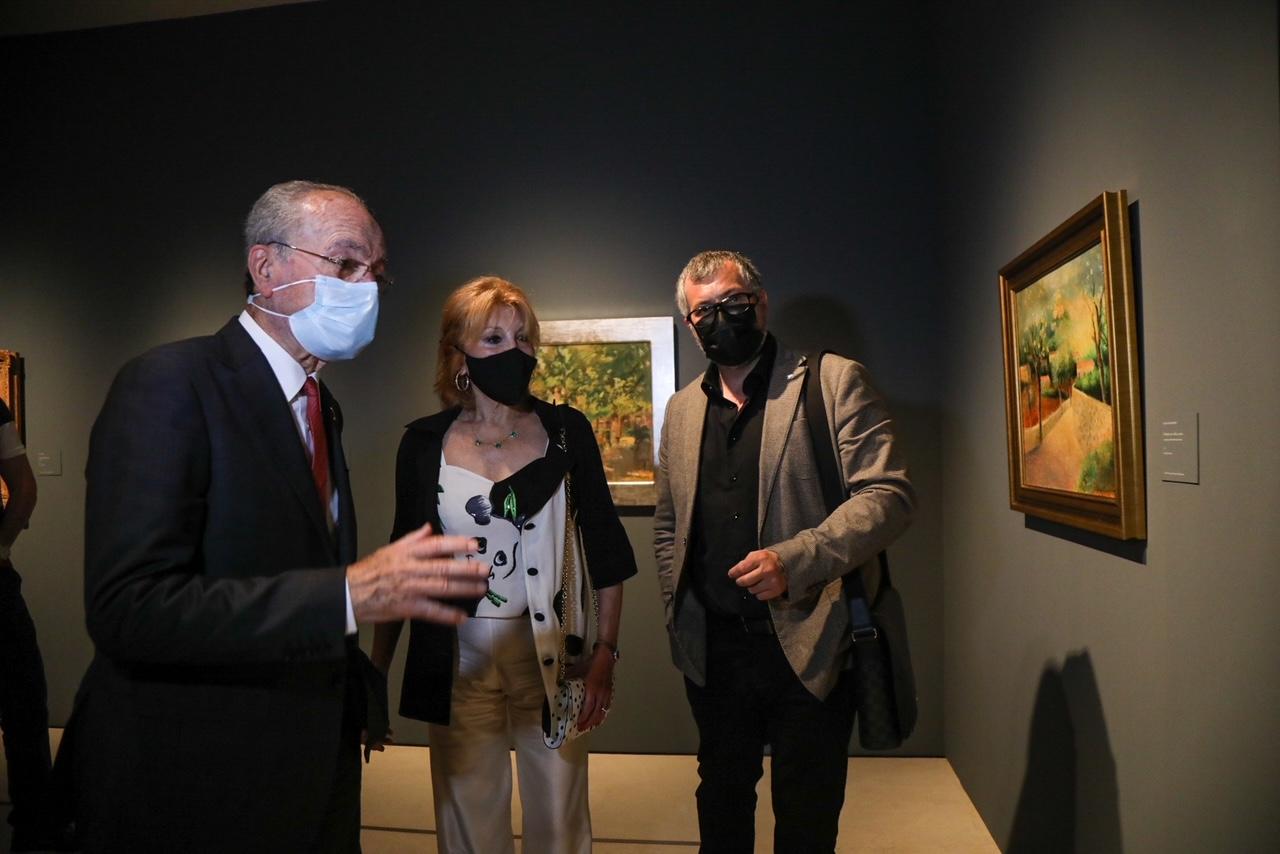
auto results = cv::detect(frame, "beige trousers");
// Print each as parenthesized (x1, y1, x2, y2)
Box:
(428, 616, 592, 854)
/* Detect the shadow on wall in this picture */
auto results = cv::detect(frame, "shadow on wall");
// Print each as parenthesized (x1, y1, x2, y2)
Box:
(1007, 650, 1123, 854)
(770, 296, 869, 358)
(1025, 516, 1146, 564)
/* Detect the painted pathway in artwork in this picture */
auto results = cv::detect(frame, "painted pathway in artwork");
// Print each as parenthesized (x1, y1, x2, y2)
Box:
(1024, 389, 1112, 492)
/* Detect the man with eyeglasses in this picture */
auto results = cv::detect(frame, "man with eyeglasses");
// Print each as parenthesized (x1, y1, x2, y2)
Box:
(654, 250, 915, 851)
(61, 181, 489, 852)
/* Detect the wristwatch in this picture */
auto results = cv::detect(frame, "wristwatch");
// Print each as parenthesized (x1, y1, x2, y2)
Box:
(593, 640, 620, 662)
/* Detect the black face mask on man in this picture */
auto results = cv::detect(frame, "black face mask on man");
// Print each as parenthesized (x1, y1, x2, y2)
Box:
(461, 346, 537, 406)
(692, 300, 766, 367)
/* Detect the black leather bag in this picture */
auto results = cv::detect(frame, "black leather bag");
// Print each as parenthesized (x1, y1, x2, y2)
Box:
(804, 352, 917, 750)
(843, 555, 917, 749)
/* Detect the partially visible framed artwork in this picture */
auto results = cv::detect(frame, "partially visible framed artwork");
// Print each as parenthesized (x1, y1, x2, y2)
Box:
(0, 350, 25, 506)
(999, 191, 1146, 540)
(531, 317, 676, 510)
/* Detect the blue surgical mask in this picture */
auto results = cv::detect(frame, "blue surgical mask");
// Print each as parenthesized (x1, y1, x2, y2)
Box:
(249, 275, 379, 361)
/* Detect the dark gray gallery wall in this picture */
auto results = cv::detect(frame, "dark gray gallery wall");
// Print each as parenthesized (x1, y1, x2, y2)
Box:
(936, 1, 1280, 852)
(0, 2, 943, 756)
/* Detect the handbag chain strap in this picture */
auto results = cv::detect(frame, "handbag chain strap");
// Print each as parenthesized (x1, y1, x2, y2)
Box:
(555, 416, 599, 685)
(557, 467, 577, 685)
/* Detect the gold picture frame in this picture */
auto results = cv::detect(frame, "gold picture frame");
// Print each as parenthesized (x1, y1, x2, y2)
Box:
(0, 350, 25, 507)
(530, 317, 676, 511)
(999, 191, 1146, 539)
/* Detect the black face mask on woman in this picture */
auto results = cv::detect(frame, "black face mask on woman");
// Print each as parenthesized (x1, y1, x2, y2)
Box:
(693, 304, 766, 367)
(463, 346, 538, 406)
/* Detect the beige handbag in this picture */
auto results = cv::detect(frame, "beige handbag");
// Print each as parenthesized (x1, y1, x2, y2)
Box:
(541, 467, 598, 749)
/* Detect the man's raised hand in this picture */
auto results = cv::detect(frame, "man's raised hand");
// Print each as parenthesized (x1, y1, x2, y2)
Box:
(348, 523, 488, 624)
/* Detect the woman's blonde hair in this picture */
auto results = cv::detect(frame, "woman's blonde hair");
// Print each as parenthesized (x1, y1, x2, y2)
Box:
(435, 276, 541, 408)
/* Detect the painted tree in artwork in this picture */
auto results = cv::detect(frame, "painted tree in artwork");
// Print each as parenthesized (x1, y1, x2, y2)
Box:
(1018, 317, 1056, 441)
(534, 342, 650, 430)
(531, 342, 654, 477)
(1051, 346, 1077, 399)
(1079, 249, 1110, 404)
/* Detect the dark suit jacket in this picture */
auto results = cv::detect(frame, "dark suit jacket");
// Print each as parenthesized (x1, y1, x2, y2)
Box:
(64, 318, 361, 852)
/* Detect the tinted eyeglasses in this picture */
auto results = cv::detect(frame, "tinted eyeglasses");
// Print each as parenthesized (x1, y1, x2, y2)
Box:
(269, 241, 394, 290)
(686, 291, 759, 327)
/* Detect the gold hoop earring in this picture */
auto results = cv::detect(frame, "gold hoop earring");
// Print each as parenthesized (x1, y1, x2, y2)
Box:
(454, 370, 471, 392)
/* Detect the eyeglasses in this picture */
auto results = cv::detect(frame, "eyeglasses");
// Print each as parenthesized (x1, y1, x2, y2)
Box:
(269, 241, 394, 290)
(686, 291, 759, 326)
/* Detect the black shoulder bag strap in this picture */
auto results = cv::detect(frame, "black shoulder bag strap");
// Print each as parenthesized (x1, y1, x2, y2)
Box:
(802, 352, 890, 639)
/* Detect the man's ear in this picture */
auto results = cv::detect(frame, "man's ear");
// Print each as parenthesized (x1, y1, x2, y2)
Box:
(246, 244, 275, 297)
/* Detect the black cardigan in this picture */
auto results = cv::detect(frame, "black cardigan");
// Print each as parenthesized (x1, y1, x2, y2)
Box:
(390, 398, 637, 724)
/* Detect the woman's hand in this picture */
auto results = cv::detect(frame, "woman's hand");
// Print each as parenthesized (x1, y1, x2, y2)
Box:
(573, 644, 617, 731)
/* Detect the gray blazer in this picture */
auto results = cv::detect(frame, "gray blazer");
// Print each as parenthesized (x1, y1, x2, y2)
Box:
(654, 343, 915, 700)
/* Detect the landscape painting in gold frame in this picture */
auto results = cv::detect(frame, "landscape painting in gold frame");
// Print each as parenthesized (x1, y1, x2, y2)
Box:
(999, 191, 1146, 539)
(530, 317, 675, 511)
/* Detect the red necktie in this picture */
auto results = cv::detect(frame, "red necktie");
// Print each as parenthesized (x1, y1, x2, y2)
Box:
(302, 377, 331, 508)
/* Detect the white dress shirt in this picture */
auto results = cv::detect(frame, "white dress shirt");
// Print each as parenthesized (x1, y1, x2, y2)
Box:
(239, 311, 357, 634)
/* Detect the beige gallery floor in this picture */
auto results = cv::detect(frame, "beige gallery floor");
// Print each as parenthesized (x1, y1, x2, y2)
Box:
(2, 733, 998, 853)
(361, 746, 997, 853)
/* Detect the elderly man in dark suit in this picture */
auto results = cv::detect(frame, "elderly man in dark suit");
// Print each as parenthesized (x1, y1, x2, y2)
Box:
(654, 250, 915, 852)
(62, 180, 489, 853)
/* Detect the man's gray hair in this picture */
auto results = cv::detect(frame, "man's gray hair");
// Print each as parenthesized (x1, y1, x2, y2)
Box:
(675, 250, 764, 317)
(242, 180, 368, 294)
(243, 180, 368, 253)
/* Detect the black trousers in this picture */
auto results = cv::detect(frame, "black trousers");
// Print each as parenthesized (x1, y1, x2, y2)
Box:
(684, 618, 855, 854)
(0, 563, 54, 832)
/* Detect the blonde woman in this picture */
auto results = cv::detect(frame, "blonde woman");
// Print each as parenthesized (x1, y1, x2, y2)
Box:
(372, 277, 634, 853)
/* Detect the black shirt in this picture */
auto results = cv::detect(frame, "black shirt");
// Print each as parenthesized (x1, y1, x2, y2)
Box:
(688, 335, 776, 619)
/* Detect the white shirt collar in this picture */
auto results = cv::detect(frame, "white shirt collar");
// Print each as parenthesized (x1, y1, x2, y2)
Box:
(238, 310, 311, 401)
